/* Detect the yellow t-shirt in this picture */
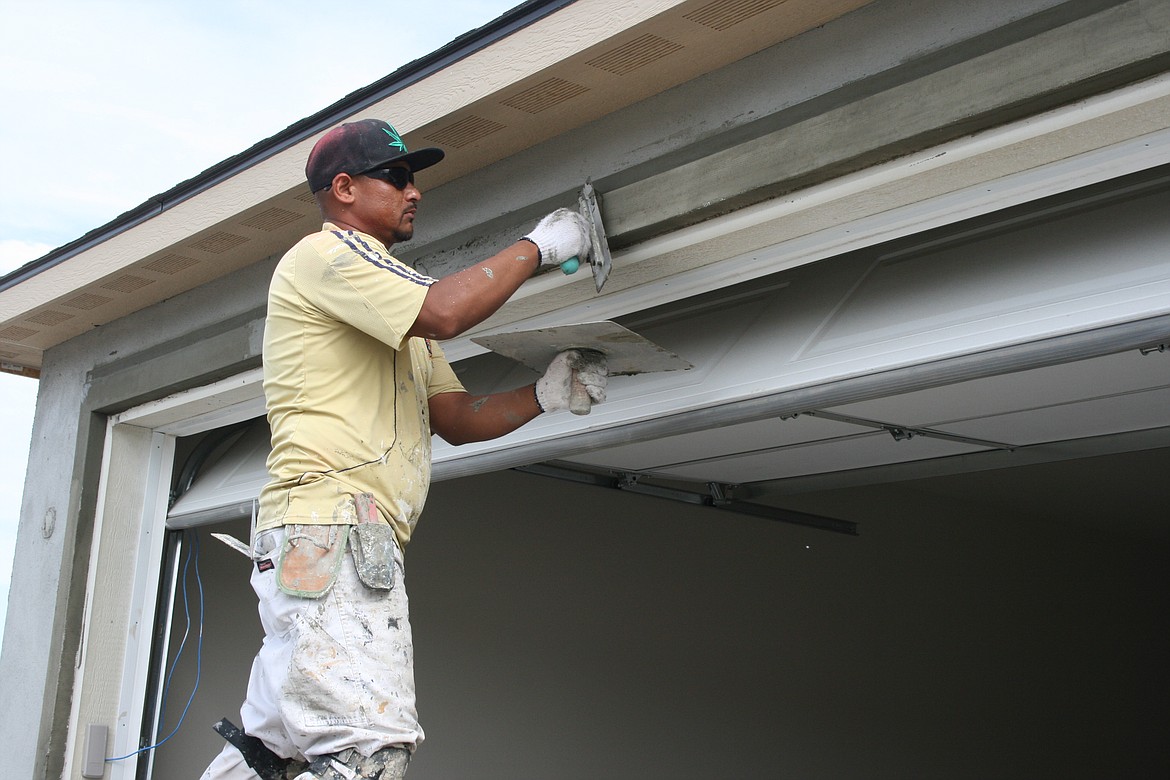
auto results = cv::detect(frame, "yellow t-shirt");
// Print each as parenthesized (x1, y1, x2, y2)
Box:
(257, 223, 465, 547)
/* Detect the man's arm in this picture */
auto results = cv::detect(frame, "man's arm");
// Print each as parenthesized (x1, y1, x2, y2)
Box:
(408, 240, 540, 340)
(407, 209, 590, 340)
(428, 385, 542, 446)
(429, 350, 607, 445)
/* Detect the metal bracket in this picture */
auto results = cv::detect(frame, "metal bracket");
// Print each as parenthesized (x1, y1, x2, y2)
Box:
(806, 410, 1016, 451)
(514, 463, 857, 535)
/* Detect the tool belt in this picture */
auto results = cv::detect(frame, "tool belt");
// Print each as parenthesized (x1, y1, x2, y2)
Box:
(275, 493, 398, 597)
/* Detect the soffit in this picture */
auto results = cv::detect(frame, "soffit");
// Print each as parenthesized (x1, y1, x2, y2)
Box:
(0, 0, 873, 376)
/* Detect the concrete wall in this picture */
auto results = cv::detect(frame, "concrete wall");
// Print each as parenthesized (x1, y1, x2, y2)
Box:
(153, 468, 1167, 778)
(0, 257, 274, 779)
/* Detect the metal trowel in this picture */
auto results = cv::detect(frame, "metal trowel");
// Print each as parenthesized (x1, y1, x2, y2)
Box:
(472, 321, 691, 415)
(559, 181, 612, 292)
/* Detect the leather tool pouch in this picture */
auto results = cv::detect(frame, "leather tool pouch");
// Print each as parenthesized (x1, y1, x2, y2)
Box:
(276, 523, 350, 598)
(350, 492, 397, 591)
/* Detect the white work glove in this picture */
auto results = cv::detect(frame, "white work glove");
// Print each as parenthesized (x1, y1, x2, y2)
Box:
(522, 208, 591, 269)
(535, 349, 607, 413)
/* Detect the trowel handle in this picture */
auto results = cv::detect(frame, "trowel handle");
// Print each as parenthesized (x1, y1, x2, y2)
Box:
(568, 348, 603, 416)
(569, 368, 591, 415)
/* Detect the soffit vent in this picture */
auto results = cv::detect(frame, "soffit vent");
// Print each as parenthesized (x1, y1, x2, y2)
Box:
(143, 254, 200, 275)
(684, 0, 787, 31)
(101, 275, 155, 293)
(424, 115, 506, 149)
(63, 293, 113, 311)
(241, 207, 304, 232)
(501, 77, 590, 113)
(295, 189, 317, 204)
(27, 310, 73, 326)
(587, 33, 684, 75)
(0, 326, 38, 341)
(189, 232, 249, 254)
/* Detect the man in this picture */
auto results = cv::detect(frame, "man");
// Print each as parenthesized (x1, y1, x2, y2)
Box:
(201, 118, 607, 780)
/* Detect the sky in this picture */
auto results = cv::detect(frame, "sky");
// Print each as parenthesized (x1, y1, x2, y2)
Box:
(0, 0, 523, 641)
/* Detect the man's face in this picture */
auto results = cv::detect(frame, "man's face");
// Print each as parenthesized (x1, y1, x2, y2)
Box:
(349, 163, 421, 246)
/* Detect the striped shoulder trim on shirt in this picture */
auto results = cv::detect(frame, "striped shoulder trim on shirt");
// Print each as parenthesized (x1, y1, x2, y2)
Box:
(332, 230, 436, 287)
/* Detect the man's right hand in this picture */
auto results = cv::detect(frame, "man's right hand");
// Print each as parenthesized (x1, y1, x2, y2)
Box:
(523, 208, 591, 269)
(409, 209, 592, 341)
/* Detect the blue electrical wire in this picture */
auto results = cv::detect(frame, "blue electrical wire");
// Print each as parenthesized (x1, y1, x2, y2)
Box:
(107, 530, 204, 763)
(159, 531, 196, 730)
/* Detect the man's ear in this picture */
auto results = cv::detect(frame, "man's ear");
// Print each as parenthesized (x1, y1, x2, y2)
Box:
(330, 173, 358, 204)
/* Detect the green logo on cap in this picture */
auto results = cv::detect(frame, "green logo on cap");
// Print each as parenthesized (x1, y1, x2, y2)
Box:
(382, 124, 407, 153)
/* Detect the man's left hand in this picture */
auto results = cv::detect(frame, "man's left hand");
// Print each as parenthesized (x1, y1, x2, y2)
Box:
(535, 349, 607, 412)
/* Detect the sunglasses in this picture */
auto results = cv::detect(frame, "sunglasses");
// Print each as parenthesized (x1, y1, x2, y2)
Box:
(361, 166, 415, 190)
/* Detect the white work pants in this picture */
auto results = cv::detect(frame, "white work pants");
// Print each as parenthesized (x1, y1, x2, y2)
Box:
(202, 527, 422, 779)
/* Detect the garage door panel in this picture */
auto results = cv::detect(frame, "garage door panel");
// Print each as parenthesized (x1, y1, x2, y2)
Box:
(653, 431, 987, 483)
(802, 190, 1170, 362)
(447, 185, 1170, 473)
(823, 349, 1170, 426)
(439, 186, 1170, 477)
(565, 414, 862, 471)
(168, 421, 270, 527)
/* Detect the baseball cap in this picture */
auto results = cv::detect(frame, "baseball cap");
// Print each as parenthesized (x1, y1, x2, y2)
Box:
(305, 118, 445, 192)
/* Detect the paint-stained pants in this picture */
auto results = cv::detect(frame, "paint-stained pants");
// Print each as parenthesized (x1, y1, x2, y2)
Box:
(201, 527, 422, 779)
